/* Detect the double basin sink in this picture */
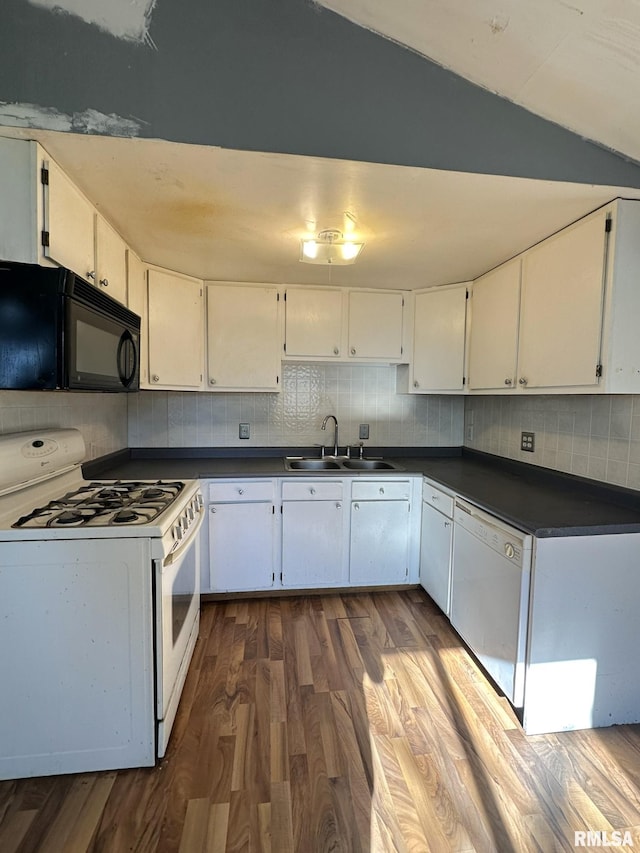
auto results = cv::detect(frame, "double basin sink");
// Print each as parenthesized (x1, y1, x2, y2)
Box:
(284, 455, 404, 472)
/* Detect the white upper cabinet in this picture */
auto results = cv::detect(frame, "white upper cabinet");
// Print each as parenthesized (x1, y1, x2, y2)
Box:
(43, 156, 96, 282)
(126, 250, 148, 385)
(347, 289, 405, 361)
(147, 268, 204, 390)
(206, 283, 280, 391)
(398, 283, 468, 393)
(284, 286, 344, 359)
(94, 214, 128, 305)
(468, 258, 521, 391)
(517, 210, 608, 391)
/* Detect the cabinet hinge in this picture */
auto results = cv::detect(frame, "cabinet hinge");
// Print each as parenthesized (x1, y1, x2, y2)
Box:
(605, 217, 613, 233)
(40, 166, 49, 186)
(41, 230, 50, 248)
(280, 572, 283, 581)
(272, 505, 275, 514)
(402, 297, 405, 307)
(283, 342, 286, 354)
(276, 375, 279, 384)
(596, 363, 603, 378)
(462, 376, 466, 386)
(466, 289, 469, 299)
(277, 292, 280, 301)
(400, 346, 403, 355)
(284, 292, 287, 301)
(272, 572, 275, 582)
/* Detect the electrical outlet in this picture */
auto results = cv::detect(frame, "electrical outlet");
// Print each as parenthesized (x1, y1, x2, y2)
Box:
(521, 431, 535, 452)
(239, 423, 250, 440)
(466, 424, 474, 442)
(359, 423, 369, 440)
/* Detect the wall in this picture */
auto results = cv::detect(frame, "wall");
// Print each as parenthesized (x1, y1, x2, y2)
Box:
(128, 362, 464, 449)
(464, 394, 640, 491)
(2, 0, 640, 188)
(0, 391, 128, 459)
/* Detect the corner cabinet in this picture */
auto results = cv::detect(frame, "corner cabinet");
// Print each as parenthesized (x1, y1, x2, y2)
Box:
(206, 283, 281, 391)
(146, 268, 204, 390)
(397, 283, 469, 394)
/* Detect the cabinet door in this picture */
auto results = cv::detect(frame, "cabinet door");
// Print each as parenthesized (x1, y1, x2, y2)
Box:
(349, 500, 410, 585)
(419, 502, 452, 614)
(411, 285, 467, 392)
(517, 211, 608, 389)
(284, 287, 343, 358)
(207, 502, 275, 592)
(206, 284, 280, 390)
(348, 290, 404, 360)
(468, 259, 521, 390)
(43, 158, 96, 281)
(147, 269, 203, 389)
(95, 214, 128, 305)
(281, 500, 346, 587)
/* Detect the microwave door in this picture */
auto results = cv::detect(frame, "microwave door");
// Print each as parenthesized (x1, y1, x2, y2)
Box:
(66, 300, 139, 391)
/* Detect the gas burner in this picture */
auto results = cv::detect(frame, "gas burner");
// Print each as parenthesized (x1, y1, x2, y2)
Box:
(113, 509, 139, 524)
(56, 510, 84, 525)
(141, 487, 165, 500)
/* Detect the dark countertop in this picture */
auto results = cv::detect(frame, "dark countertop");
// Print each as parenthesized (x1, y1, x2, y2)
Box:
(83, 446, 640, 538)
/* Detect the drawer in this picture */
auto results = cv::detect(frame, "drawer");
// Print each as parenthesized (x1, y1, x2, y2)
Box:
(422, 479, 454, 518)
(208, 480, 274, 503)
(351, 480, 410, 501)
(282, 480, 343, 501)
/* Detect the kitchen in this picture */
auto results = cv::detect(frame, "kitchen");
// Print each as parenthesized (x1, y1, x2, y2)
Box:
(3, 0, 640, 850)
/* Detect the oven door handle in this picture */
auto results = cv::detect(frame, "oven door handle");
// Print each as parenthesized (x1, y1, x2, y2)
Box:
(163, 506, 204, 567)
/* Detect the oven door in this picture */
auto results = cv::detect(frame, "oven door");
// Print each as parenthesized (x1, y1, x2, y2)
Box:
(66, 297, 139, 391)
(155, 508, 203, 757)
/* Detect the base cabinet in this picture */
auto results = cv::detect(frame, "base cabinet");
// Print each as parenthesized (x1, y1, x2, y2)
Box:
(203, 481, 276, 593)
(281, 480, 347, 588)
(419, 480, 454, 614)
(349, 481, 412, 585)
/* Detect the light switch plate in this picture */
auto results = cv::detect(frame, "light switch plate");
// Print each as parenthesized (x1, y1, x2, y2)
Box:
(239, 423, 250, 439)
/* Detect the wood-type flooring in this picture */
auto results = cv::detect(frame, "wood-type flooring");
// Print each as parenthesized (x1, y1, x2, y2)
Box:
(1, 589, 640, 852)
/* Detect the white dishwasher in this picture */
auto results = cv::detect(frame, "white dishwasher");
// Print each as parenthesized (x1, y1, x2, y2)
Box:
(450, 498, 533, 708)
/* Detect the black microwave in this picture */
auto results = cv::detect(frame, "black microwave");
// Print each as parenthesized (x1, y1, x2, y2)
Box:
(0, 261, 140, 392)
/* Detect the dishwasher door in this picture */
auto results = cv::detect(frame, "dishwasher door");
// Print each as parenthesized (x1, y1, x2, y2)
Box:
(450, 499, 532, 708)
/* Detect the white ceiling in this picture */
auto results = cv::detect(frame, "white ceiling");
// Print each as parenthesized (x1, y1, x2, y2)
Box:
(318, 0, 640, 167)
(2, 126, 638, 289)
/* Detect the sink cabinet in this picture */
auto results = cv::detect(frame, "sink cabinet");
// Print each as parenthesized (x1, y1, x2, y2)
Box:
(202, 480, 277, 593)
(349, 480, 412, 585)
(281, 480, 348, 588)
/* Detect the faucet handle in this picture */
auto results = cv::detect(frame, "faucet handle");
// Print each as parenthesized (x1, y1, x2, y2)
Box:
(359, 442, 364, 459)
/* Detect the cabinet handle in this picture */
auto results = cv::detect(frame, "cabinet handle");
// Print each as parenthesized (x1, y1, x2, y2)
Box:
(210, 507, 216, 513)
(152, 374, 160, 382)
(413, 380, 419, 388)
(209, 378, 216, 385)
(336, 502, 341, 509)
(86, 270, 96, 280)
(350, 347, 356, 355)
(238, 488, 244, 495)
(379, 487, 385, 495)
(99, 277, 109, 287)
(354, 503, 359, 510)
(504, 378, 513, 386)
(518, 377, 528, 386)
(333, 347, 339, 355)
(444, 521, 451, 528)
(431, 494, 438, 501)
(310, 487, 316, 495)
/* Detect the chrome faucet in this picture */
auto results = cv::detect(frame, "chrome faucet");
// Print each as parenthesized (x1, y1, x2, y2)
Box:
(321, 414, 339, 456)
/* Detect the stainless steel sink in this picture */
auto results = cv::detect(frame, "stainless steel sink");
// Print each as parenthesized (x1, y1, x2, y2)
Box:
(284, 456, 404, 472)
(285, 457, 341, 470)
(342, 459, 396, 470)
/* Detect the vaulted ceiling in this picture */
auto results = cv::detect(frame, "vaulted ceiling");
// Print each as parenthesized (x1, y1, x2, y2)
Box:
(317, 0, 640, 166)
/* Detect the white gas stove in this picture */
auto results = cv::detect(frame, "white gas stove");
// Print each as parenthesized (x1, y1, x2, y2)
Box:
(0, 429, 204, 780)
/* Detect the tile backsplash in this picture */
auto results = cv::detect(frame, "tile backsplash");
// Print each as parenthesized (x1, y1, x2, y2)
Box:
(0, 391, 128, 460)
(465, 394, 640, 490)
(128, 363, 464, 449)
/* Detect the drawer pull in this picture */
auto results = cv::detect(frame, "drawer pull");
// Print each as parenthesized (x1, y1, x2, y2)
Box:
(238, 488, 244, 495)
(310, 487, 316, 495)
(354, 503, 359, 510)
(379, 487, 385, 495)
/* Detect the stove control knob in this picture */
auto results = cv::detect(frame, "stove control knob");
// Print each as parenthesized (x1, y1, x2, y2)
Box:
(175, 521, 183, 540)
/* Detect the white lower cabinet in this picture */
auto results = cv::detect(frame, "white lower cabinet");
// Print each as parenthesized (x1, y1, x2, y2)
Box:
(349, 480, 412, 585)
(203, 480, 276, 593)
(281, 480, 348, 588)
(419, 480, 454, 614)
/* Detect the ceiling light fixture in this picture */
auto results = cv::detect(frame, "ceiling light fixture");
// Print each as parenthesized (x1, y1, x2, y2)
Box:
(300, 229, 364, 265)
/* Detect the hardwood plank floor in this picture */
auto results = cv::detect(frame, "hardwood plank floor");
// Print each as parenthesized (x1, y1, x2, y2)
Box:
(2, 589, 640, 852)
